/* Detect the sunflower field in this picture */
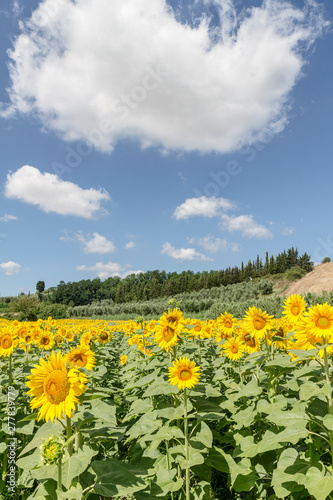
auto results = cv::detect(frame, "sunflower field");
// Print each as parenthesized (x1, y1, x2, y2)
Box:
(2, 295, 333, 499)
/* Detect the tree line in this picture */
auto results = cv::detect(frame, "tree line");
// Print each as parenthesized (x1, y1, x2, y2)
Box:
(46, 247, 313, 307)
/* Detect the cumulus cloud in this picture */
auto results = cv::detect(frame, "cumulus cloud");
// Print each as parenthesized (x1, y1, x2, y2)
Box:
(5, 165, 110, 218)
(0, 261, 21, 275)
(282, 226, 295, 236)
(174, 196, 234, 220)
(74, 231, 115, 254)
(161, 242, 213, 261)
(77, 262, 142, 280)
(125, 241, 135, 250)
(1, 0, 328, 154)
(190, 234, 229, 253)
(0, 214, 17, 222)
(220, 214, 273, 238)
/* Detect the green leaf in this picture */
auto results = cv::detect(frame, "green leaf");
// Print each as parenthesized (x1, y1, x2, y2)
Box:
(299, 381, 323, 401)
(177, 448, 204, 469)
(145, 425, 184, 442)
(154, 406, 184, 421)
(191, 421, 213, 449)
(266, 410, 308, 427)
(126, 412, 162, 441)
(90, 459, 147, 497)
(323, 414, 333, 430)
(124, 372, 158, 391)
(305, 467, 333, 500)
(271, 448, 309, 498)
(143, 381, 179, 397)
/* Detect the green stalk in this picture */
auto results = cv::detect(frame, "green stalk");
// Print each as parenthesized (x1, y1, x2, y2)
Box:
(323, 344, 333, 466)
(8, 354, 12, 386)
(66, 416, 73, 456)
(57, 456, 63, 491)
(184, 388, 190, 500)
(264, 336, 271, 361)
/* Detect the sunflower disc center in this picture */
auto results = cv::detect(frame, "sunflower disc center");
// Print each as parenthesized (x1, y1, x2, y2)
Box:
(73, 354, 87, 367)
(291, 305, 300, 315)
(44, 370, 70, 404)
(317, 316, 331, 329)
(179, 369, 191, 381)
(1, 336, 13, 349)
(253, 316, 266, 330)
(230, 345, 239, 353)
(163, 326, 175, 342)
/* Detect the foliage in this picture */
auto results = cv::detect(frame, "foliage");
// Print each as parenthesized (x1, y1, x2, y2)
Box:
(2, 303, 333, 499)
(48, 247, 313, 306)
(9, 294, 40, 321)
(38, 303, 68, 319)
(284, 266, 308, 281)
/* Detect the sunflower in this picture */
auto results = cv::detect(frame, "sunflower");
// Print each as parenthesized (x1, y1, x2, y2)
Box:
(161, 309, 185, 328)
(66, 345, 96, 370)
(269, 318, 291, 350)
(216, 312, 237, 341)
(221, 337, 246, 361)
(0, 329, 18, 357)
(120, 354, 127, 365)
(97, 330, 111, 344)
(35, 330, 55, 350)
(282, 294, 307, 324)
(304, 303, 333, 342)
(26, 350, 86, 422)
(242, 307, 275, 340)
(238, 329, 260, 354)
(169, 357, 201, 390)
(155, 317, 180, 352)
(80, 331, 93, 348)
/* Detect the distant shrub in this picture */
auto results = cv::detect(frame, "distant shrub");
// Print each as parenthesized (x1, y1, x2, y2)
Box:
(258, 279, 274, 296)
(38, 303, 68, 319)
(322, 257, 331, 263)
(284, 266, 307, 281)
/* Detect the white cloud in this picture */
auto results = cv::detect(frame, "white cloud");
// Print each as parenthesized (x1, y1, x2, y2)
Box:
(0, 214, 17, 222)
(282, 226, 295, 236)
(75, 231, 115, 254)
(161, 242, 213, 262)
(174, 196, 235, 220)
(1, 0, 327, 154)
(77, 262, 142, 280)
(5, 165, 109, 219)
(194, 234, 229, 253)
(0, 261, 22, 275)
(125, 241, 135, 250)
(220, 214, 273, 239)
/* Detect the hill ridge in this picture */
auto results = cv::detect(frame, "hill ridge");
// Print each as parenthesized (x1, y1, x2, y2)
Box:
(282, 262, 333, 296)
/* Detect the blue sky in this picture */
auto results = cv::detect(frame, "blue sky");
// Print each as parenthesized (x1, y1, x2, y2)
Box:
(0, 0, 332, 296)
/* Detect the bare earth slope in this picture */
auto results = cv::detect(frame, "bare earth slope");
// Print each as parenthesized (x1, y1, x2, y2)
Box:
(282, 262, 333, 297)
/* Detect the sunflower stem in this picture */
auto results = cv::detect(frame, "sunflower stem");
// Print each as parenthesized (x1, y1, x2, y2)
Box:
(264, 336, 271, 361)
(66, 416, 73, 457)
(8, 354, 12, 386)
(184, 388, 190, 500)
(323, 344, 333, 466)
(57, 456, 63, 491)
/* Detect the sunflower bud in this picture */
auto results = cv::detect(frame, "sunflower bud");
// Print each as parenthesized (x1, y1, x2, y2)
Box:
(40, 435, 64, 465)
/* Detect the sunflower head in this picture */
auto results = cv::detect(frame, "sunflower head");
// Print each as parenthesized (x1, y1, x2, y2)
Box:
(120, 354, 127, 365)
(221, 337, 246, 361)
(282, 294, 307, 324)
(40, 435, 65, 465)
(26, 350, 87, 422)
(242, 307, 275, 339)
(0, 329, 18, 357)
(168, 357, 201, 390)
